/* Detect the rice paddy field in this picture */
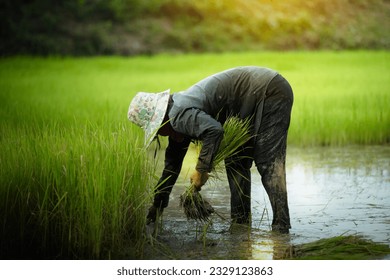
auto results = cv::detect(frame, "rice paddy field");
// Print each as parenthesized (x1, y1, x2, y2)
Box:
(0, 51, 389, 259)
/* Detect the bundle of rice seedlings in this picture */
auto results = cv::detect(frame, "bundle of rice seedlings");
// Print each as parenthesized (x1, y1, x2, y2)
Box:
(180, 116, 252, 222)
(180, 189, 214, 222)
(212, 116, 253, 172)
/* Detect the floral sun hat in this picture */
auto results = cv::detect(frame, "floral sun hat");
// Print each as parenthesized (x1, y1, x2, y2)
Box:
(127, 89, 170, 147)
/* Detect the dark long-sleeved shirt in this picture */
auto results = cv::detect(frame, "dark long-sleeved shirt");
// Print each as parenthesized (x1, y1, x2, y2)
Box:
(155, 66, 278, 207)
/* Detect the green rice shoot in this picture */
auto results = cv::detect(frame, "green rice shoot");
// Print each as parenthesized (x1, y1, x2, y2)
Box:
(281, 235, 390, 260)
(180, 187, 214, 222)
(180, 117, 252, 222)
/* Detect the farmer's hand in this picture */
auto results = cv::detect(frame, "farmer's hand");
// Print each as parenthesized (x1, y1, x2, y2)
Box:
(146, 205, 163, 225)
(190, 170, 209, 191)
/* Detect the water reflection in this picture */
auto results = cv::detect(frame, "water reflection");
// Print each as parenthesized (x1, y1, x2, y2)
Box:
(284, 146, 390, 245)
(148, 145, 390, 259)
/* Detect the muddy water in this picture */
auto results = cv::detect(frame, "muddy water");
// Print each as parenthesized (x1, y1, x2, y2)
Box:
(145, 145, 390, 259)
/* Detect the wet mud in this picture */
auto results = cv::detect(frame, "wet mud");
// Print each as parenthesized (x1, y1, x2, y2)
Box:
(144, 146, 390, 259)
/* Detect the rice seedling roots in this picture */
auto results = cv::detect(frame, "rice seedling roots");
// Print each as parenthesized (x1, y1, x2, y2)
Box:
(180, 187, 214, 222)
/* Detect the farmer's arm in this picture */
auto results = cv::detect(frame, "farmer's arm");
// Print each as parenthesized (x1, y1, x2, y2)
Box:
(171, 108, 224, 173)
(153, 137, 190, 208)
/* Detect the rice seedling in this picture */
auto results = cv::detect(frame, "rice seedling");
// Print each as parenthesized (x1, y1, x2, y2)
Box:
(0, 58, 156, 259)
(282, 235, 390, 260)
(0, 120, 154, 259)
(180, 190, 215, 222)
(180, 117, 252, 222)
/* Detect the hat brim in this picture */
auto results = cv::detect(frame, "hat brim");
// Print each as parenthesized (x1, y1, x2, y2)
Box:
(144, 89, 170, 147)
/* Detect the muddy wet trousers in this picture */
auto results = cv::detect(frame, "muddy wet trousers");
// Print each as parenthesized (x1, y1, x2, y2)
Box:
(225, 74, 293, 233)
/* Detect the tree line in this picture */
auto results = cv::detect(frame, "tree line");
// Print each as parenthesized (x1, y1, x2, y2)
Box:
(1, 0, 389, 56)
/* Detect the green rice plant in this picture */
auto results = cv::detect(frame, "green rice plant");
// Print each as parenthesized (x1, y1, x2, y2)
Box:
(283, 235, 390, 260)
(1, 51, 389, 146)
(283, 51, 390, 146)
(0, 57, 156, 258)
(180, 117, 252, 222)
(0, 119, 154, 259)
(212, 116, 253, 172)
(180, 190, 215, 222)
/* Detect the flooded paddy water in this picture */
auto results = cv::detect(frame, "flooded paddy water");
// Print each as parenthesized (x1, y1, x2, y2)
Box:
(144, 145, 390, 259)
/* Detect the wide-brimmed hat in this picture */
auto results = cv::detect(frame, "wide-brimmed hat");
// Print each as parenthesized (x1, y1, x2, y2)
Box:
(127, 89, 170, 147)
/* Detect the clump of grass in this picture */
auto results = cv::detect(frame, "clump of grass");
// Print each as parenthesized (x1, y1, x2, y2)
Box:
(282, 235, 390, 260)
(0, 121, 154, 259)
(180, 117, 252, 222)
(180, 190, 214, 222)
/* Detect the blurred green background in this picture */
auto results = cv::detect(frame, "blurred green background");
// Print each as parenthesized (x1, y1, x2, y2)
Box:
(1, 0, 389, 56)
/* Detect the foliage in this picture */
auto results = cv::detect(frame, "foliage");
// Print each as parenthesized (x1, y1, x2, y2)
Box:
(0, 122, 152, 259)
(1, 0, 389, 56)
(284, 235, 390, 260)
(0, 57, 156, 259)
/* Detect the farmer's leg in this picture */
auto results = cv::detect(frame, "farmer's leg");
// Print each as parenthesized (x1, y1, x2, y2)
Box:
(257, 157, 290, 233)
(147, 138, 190, 224)
(225, 145, 253, 224)
(255, 74, 293, 233)
(146, 184, 173, 224)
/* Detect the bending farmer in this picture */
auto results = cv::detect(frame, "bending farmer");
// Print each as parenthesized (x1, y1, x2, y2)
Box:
(127, 66, 293, 233)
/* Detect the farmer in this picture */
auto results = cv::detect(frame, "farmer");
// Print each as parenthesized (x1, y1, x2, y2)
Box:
(127, 66, 293, 233)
